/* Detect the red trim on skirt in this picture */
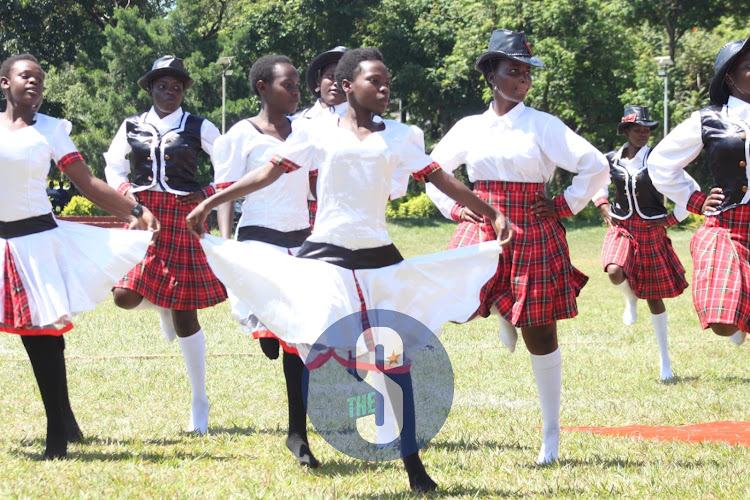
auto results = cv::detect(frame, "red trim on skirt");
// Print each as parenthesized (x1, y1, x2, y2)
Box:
(2, 242, 71, 336)
(601, 216, 687, 299)
(447, 181, 587, 328)
(690, 205, 750, 332)
(115, 191, 227, 310)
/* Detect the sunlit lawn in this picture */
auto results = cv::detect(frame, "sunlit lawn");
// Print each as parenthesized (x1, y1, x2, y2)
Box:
(1, 219, 749, 498)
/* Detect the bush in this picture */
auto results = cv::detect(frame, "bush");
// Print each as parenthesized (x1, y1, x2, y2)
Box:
(386, 192, 438, 219)
(60, 195, 108, 216)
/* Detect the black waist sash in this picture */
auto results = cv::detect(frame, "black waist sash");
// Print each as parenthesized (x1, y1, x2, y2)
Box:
(0, 213, 57, 239)
(296, 241, 404, 270)
(236, 225, 311, 248)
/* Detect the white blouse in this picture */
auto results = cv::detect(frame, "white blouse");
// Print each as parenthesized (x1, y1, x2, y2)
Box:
(648, 96, 750, 209)
(212, 119, 309, 233)
(103, 106, 220, 194)
(1, 114, 78, 222)
(426, 102, 609, 218)
(277, 118, 437, 249)
(294, 100, 349, 120)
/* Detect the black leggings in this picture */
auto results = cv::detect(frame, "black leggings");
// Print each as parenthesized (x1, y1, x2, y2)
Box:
(21, 335, 75, 457)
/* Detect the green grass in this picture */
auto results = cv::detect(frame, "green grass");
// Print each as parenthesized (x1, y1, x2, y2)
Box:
(2, 219, 750, 498)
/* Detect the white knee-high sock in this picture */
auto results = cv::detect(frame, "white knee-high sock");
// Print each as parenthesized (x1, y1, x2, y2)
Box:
(616, 280, 638, 326)
(178, 330, 209, 434)
(131, 298, 177, 342)
(530, 348, 561, 465)
(651, 311, 673, 380)
(498, 315, 518, 353)
(730, 330, 746, 346)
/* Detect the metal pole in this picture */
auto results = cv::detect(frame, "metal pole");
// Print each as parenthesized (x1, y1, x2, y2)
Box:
(221, 70, 226, 134)
(664, 67, 669, 137)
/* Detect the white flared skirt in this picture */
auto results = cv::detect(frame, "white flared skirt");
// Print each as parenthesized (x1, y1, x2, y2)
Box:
(1, 219, 152, 333)
(200, 235, 501, 361)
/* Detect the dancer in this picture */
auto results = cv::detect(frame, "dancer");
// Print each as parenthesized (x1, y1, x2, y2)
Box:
(296, 46, 349, 228)
(213, 55, 319, 466)
(187, 48, 511, 492)
(425, 29, 609, 464)
(649, 37, 750, 347)
(104, 55, 227, 435)
(0, 54, 158, 459)
(594, 106, 692, 381)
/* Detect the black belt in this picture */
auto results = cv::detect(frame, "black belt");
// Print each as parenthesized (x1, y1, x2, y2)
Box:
(236, 225, 311, 248)
(0, 213, 57, 239)
(296, 241, 404, 270)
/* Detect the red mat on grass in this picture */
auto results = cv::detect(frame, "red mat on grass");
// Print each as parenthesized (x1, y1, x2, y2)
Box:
(564, 421, 750, 447)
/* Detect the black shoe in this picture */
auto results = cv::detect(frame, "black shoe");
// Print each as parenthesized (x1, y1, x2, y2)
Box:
(286, 434, 320, 468)
(403, 452, 438, 493)
(66, 418, 84, 443)
(43, 435, 67, 460)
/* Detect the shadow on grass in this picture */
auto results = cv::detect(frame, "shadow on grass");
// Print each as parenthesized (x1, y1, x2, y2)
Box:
(660, 375, 700, 385)
(350, 484, 585, 499)
(426, 438, 530, 453)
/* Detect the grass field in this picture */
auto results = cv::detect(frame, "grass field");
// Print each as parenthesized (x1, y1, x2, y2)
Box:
(2, 220, 749, 498)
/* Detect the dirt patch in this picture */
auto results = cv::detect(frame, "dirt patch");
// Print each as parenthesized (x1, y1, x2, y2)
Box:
(564, 420, 750, 447)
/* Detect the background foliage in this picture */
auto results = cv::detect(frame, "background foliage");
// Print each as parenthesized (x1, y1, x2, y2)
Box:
(2, 0, 749, 195)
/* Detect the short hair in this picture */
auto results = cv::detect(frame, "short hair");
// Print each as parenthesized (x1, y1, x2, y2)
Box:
(0, 54, 42, 79)
(248, 55, 293, 97)
(335, 48, 383, 90)
(481, 57, 507, 88)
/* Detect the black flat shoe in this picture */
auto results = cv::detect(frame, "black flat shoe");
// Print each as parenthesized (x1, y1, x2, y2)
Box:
(286, 434, 320, 468)
(44, 435, 67, 460)
(66, 419, 84, 443)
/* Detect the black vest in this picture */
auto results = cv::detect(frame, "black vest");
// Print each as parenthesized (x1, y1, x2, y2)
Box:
(125, 112, 206, 193)
(699, 105, 750, 212)
(607, 147, 667, 219)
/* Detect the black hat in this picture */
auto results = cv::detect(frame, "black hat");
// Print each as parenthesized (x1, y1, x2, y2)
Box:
(617, 106, 659, 134)
(709, 37, 750, 106)
(475, 29, 544, 73)
(306, 46, 348, 97)
(138, 55, 194, 91)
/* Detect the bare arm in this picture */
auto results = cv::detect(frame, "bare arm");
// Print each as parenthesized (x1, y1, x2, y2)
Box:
(427, 169, 512, 246)
(65, 160, 160, 234)
(216, 201, 235, 239)
(187, 162, 286, 237)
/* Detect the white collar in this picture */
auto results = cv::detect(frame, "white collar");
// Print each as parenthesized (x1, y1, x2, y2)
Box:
(485, 101, 526, 124)
(614, 143, 649, 167)
(145, 106, 185, 127)
(727, 96, 750, 122)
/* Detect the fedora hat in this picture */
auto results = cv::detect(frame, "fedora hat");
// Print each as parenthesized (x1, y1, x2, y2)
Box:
(138, 55, 194, 91)
(617, 106, 659, 134)
(475, 29, 544, 73)
(709, 37, 750, 106)
(306, 46, 348, 97)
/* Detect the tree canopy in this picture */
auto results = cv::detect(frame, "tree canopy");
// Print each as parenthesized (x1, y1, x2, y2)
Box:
(2, 0, 748, 190)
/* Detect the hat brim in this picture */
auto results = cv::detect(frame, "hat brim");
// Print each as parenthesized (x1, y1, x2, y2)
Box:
(306, 51, 346, 97)
(138, 68, 194, 92)
(617, 121, 659, 135)
(475, 51, 544, 73)
(709, 37, 750, 106)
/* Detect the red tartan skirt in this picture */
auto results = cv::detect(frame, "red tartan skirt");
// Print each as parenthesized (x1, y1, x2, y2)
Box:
(601, 216, 688, 299)
(116, 191, 227, 309)
(448, 181, 587, 328)
(2, 242, 72, 336)
(690, 205, 750, 332)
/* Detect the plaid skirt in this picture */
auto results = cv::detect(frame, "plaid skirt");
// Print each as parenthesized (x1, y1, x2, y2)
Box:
(601, 216, 688, 299)
(690, 205, 750, 332)
(116, 191, 227, 310)
(448, 181, 587, 328)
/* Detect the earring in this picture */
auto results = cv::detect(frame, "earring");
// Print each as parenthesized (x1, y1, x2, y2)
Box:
(493, 85, 499, 91)
(315, 86, 321, 93)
